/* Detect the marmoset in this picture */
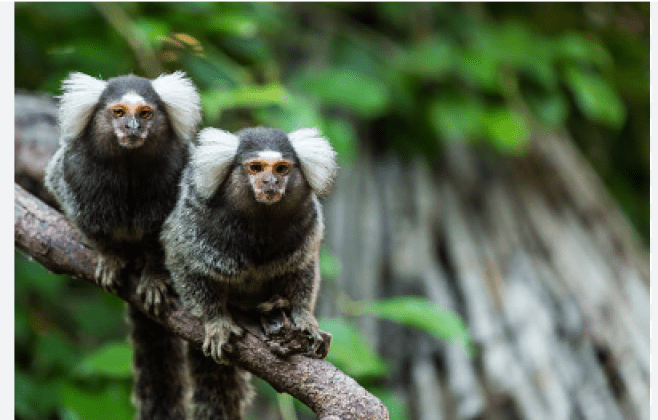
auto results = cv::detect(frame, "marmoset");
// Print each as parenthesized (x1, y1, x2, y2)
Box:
(44, 71, 201, 420)
(161, 126, 337, 417)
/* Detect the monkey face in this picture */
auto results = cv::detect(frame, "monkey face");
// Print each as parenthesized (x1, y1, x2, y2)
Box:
(107, 92, 157, 149)
(243, 153, 293, 205)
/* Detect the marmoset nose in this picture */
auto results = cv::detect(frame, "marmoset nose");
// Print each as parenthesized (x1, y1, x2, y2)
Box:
(125, 117, 140, 131)
(262, 173, 277, 185)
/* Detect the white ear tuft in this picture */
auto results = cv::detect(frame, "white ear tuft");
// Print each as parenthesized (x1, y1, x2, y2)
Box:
(193, 128, 241, 197)
(58, 72, 107, 144)
(151, 71, 201, 143)
(288, 128, 337, 195)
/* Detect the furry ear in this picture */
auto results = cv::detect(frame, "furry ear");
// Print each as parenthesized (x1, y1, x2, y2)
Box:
(288, 128, 337, 195)
(193, 128, 241, 197)
(151, 71, 201, 143)
(58, 73, 107, 144)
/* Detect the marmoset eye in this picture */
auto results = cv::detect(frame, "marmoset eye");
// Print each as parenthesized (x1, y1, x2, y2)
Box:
(275, 164, 291, 175)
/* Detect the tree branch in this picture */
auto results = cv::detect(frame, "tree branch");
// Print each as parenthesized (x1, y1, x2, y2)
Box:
(14, 183, 389, 420)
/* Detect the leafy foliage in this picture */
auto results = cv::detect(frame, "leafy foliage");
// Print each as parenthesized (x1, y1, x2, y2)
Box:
(15, 251, 132, 420)
(319, 317, 391, 379)
(363, 297, 473, 355)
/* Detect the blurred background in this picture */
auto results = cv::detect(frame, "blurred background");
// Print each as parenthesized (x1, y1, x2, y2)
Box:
(14, 3, 649, 420)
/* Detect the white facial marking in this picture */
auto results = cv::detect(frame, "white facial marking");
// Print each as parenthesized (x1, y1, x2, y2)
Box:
(120, 91, 146, 105)
(257, 150, 283, 159)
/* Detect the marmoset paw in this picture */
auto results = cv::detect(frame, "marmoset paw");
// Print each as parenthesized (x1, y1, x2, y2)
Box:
(291, 309, 324, 352)
(137, 275, 169, 315)
(95, 254, 125, 292)
(202, 317, 243, 363)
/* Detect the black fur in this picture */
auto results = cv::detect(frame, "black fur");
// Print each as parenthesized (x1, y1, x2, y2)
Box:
(201, 177, 316, 268)
(61, 124, 189, 248)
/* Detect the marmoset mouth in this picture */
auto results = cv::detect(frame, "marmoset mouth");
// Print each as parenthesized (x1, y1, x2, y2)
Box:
(117, 136, 147, 149)
(255, 189, 283, 204)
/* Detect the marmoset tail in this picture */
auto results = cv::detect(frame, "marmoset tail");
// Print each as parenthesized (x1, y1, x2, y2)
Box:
(161, 126, 337, 418)
(44, 71, 201, 420)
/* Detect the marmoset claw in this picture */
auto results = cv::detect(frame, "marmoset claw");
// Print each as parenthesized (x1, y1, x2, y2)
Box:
(96, 254, 125, 292)
(203, 316, 244, 363)
(137, 275, 169, 315)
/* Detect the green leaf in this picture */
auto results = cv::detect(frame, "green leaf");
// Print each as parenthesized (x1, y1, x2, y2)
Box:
(202, 84, 289, 121)
(134, 18, 170, 46)
(399, 37, 457, 78)
(64, 39, 132, 77)
(361, 297, 473, 354)
(19, 2, 96, 23)
(73, 342, 133, 379)
(58, 380, 134, 420)
(321, 116, 358, 163)
(333, 36, 381, 78)
(483, 108, 529, 155)
(527, 91, 570, 127)
(208, 15, 258, 38)
(34, 332, 80, 373)
(458, 51, 501, 92)
(318, 318, 390, 379)
(557, 32, 613, 69)
(182, 45, 254, 90)
(564, 66, 626, 128)
(15, 250, 68, 300)
(522, 60, 559, 91)
(71, 294, 126, 338)
(494, 21, 537, 66)
(15, 305, 33, 347)
(369, 387, 410, 420)
(15, 371, 60, 419)
(429, 97, 487, 140)
(293, 68, 390, 118)
(254, 94, 324, 132)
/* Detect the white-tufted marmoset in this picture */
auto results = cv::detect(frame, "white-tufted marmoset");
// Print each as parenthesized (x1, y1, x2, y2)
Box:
(160, 126, 337, 418)
(44, 71, 200, 420)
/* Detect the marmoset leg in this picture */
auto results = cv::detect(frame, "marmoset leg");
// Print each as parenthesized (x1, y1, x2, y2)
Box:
(287, 260, 323, 350)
